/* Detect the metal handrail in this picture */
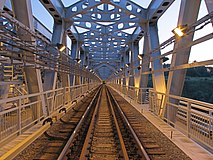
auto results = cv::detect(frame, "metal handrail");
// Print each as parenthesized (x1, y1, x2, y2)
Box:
(0, 83, 100, 143)
(110, 83, 213, 150)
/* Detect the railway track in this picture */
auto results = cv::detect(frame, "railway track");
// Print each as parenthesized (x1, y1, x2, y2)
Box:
(60, 85, 149, 160)
(13, 87, 101, 160)
(35, 87, 101, 160)
(78, 86, 128, 159)
(15, 85, 191, 160)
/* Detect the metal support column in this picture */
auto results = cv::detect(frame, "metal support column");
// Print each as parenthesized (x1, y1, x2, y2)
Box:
(205, 0, 213, 26)
(124, 50, 130, 86)
(120, 55, 124, 85)
(149, 23, 166, 94)
(71, 41, 80, 85)
(165, 0, 201, 123)
(61, 32, 70, 90)
(139, 23, 151, 103)
(0, 0, 6, 10)
(12, 0, 47, 116)
(129, 41, 140, 87)
(80, 50, 85, 84)
(128, 48, 134, 87)
(205, 0, 213, 13)
(43, 21, 65, 91)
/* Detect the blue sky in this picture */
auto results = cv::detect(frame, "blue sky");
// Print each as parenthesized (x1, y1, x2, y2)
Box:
(30, 0, 213, 63)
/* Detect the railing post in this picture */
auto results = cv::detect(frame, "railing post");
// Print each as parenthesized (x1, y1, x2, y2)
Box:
(209, 109, 212, 139)
(187, 102, 191, 138)
(45, 93, 50, 116)
(70, 87, 73, 102)
(63, 87, 66, 106)
(149, 91, 152, 111)
(53, 90, 57, 112)
(81, 85, 83, 95)
(18, 98, 22, 135)
(38, 95, 41, 122)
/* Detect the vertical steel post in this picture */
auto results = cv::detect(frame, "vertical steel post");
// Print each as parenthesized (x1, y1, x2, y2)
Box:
(187, 102, 191, 138)
(0, 0, 6, 10)
(165, 0, 201, 123)
(139, 23, 151, 104)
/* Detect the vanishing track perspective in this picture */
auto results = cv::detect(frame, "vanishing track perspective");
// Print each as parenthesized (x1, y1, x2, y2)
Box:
(14, 85, 191, 160)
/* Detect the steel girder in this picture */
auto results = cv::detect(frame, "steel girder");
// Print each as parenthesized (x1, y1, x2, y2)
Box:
(0, 0, 6, 10)
(94, 63, 117, 80)
(38, 0, 175, 80)
(165, 0, 201, 122)
(205, 0, 213, 26)
(66, 1, 146, 78)
(93, 63, 117, 72)
(39, 0, 65, 21)
(147, 0, 175, 22)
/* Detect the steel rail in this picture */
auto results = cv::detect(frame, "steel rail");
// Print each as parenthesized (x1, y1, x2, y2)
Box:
(78, 87, 103, 159)
(106, 87, 129, 160)
(57, 86, 102, 160)
(79, 86, 129, 159)
(106, 86, 151, 160)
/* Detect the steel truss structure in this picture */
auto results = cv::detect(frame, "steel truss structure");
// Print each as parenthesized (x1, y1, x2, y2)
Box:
(0, 0, 213, 153)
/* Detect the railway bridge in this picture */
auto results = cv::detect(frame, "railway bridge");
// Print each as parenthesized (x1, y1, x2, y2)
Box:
(0, 0, 213, 159)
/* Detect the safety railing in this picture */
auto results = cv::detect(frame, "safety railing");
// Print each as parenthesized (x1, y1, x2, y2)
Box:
(149, 90, 213, 149)
(110, 83, 213, 149)
(0, 83, 99, 143)
(109, 84, 150, 104)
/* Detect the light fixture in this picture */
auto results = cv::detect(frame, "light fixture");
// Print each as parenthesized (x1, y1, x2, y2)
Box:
(76, 58, 81, 63)
(160, 57, 169, 63)
(137, 66, 141, 70)
(125, 63, 130, 67)
(56, 43, 66, 52)
(172, 25, 187, 37)
(138, 54, 144, 60)
(120, 68, 123, 71)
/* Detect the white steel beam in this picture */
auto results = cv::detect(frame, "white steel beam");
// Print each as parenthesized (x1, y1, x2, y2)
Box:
(93, 63, 117, 73)
(205, 0, 213, 13)
(11, 0, 47, 116)
(39, 0, 65, 21)
(65, 0, 101, 20)
(147, 0, 175, 22)
(205, 0, 213, 26)
(52, 21, 65, 44)
(0, 0, 6, 10)
(149, 23, 166, 94)
(43, 21, 65, 91)
(165, 0, 201, 123)
(139, 23, 151, 103)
